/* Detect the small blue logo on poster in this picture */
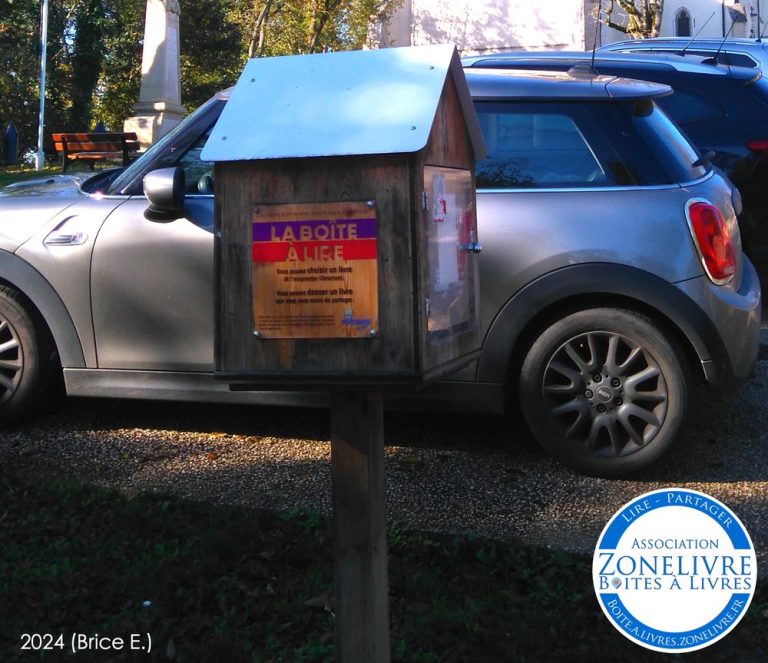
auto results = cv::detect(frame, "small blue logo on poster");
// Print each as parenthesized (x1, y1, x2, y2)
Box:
(593, 488, 757, 653)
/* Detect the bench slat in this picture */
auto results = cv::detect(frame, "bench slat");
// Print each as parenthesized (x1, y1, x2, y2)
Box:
(52, 131, 140, 172)
(53, 132, 138, 141)
(66, 152, 124, 160)
(61, 142, 125, 152)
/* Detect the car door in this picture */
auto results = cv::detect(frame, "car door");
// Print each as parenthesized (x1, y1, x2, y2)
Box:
(90, 130, 216, 371)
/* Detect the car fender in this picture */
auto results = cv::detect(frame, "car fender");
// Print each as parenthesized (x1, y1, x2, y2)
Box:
(477, 263, 721, 384)
(0, 250, 85, 368)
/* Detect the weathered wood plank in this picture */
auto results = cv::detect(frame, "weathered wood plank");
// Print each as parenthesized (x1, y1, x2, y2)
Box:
(330, 390, 390, 663)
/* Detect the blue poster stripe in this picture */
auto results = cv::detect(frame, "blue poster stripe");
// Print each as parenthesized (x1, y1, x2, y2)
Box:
(252, 218, 377, 241)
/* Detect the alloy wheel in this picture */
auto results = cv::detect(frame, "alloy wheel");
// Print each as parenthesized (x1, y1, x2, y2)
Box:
(0, 317, 23, 405)
(541, 331, 668, 458)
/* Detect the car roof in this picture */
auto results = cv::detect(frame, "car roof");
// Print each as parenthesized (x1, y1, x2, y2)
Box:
(462, 50, 761, 83)
(464, 68, 671, 101)
(597, 38, 768, 67)
(211, 69, 670, 106)
(600, 37, 768, 51)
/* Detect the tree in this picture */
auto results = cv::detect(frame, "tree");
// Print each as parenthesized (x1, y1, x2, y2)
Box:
(0, 0, 40, 154)
(230, 0, 403, 58)
(1, 0, 404, 157)
(178, 0, 404, 110)
(601, 0, 664, 38)
(91, 0, 145, 132)
(1, 0, 140, 153)
(179, 0, 245, 111)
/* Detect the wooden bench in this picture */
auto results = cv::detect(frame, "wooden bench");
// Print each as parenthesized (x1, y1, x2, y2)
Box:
(52, 132, 140, 172)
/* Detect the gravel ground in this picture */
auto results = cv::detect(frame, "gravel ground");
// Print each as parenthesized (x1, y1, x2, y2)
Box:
(1, 335, 766, 572)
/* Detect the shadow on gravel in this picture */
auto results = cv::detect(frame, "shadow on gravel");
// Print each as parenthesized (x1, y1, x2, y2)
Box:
(27, 395, 519, 454)
(12, 359, 768, 485)
(3, 373, 765, 570)
(637, 378, 768, 485)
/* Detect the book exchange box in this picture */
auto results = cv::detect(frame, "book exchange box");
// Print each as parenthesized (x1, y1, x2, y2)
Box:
(201, 44, 486, 387)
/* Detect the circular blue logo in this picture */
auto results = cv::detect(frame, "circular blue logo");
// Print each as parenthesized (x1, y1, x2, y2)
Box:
(593, 488, 757, 653)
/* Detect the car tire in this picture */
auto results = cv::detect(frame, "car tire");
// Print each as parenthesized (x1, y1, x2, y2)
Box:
(0, 286, 58, 424)
(519, 307, 687, 477)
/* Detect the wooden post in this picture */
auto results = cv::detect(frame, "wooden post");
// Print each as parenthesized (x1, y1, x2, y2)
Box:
(330, 390, 390, 663)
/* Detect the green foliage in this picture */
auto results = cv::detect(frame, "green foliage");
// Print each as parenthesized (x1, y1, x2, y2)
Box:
(0, 0, 41, 153)
(69, 0, 105, 129)
(91, 0, 145, 132)
(0, 163, 83, 187)
(179, 0, 245, 112)
(229, 0, 403, 58)
(0, 0, 402, 157)
(1, 0, 134, 152)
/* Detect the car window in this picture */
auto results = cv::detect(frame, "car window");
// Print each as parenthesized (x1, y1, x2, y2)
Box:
(653, 87, 724, 124)
(176, 127, 214, 194)
(629, 99, 708, 183)
(107, 96, 223, 196)
(475, 104, 609, 188)
(475, 101, 675, 189)
(695, 50, 758, 68)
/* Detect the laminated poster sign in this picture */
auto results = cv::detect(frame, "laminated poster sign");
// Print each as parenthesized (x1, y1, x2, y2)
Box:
(251, 201, 378, 338)
(424, 166, 474, 334)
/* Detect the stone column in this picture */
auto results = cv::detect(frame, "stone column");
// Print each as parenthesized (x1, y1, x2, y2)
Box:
(124, 0, 185, 150)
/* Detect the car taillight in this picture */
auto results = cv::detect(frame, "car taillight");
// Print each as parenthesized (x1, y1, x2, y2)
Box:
(686, 200, 736, 285)
(746, 138, 768, 155)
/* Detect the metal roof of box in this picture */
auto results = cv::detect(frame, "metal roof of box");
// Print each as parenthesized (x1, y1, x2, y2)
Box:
(200, 44, 485, 162)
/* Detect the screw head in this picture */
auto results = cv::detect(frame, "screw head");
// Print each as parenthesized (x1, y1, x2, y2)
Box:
(585, 390, 594, 399)
(593, 374, 603, 383)
(611, 378, 621, 387)
(596, 404, 607, 413)
(614, 397, 623, 406)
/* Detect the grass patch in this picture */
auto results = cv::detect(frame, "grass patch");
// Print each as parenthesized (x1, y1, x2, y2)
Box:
(0, 163, 103, 187)
(0, 165, 61, 187)
(0, 469, 765, 662)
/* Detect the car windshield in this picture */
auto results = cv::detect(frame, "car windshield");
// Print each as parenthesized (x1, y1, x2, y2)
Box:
(106, 96, 220, 196)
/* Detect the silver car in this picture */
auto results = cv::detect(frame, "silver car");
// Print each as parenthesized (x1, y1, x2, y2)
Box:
(0, 68, 760, 477)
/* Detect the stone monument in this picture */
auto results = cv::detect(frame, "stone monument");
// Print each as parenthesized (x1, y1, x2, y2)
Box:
(124, 0, 185, 149)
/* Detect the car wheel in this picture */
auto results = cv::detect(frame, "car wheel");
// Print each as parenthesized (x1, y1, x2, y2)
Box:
(0, 286, 57, 424)
(519, 308, 687, 477)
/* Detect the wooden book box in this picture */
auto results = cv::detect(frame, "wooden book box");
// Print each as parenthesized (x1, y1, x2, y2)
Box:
(201, 44, 486, 387)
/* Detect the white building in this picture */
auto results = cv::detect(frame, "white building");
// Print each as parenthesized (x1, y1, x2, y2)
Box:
(372, 0, 598, 53)
(373, 1, 768, 54)
(601, 1, 767, 44)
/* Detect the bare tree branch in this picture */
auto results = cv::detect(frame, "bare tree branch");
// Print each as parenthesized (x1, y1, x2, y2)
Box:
(600, 0, 664, 37)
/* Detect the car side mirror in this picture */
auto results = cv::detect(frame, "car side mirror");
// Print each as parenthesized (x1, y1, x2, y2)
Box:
(144, 167, 186, 222)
